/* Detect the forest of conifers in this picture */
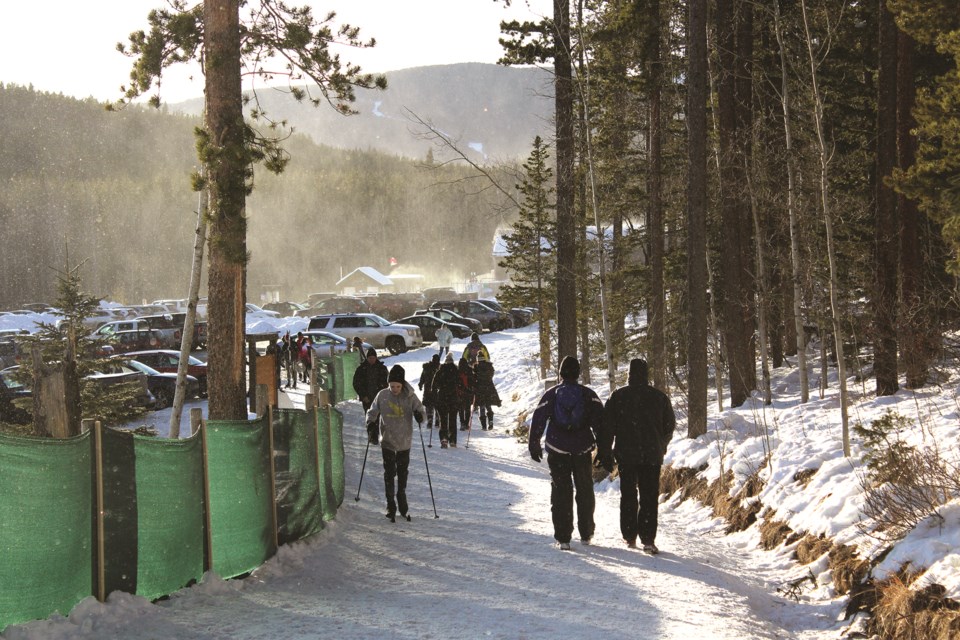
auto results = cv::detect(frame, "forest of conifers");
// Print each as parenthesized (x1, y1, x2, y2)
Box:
(502, 0, 960, 417)
(0, 83, 515, 307)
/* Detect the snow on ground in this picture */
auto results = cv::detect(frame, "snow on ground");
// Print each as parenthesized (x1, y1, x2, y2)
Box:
(4, 316, 960, 638)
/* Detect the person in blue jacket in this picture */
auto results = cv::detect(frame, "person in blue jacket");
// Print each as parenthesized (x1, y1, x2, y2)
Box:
(528, 356, 604, 550)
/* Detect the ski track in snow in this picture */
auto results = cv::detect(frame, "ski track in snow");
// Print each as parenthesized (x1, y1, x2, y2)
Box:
(2, 329, 819, 639)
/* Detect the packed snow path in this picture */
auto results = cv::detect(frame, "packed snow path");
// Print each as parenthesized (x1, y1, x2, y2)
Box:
(9, 399, 798, 639)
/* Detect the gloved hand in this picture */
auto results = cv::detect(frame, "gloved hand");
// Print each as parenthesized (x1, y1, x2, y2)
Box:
(413, 410, 424, 424)
(366, 422, 379, 445)
(596, 452, 615, 473)
(529, 442, 543, 463)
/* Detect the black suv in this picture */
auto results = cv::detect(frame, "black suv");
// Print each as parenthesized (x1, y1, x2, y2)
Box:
(428, 300, 512, 332)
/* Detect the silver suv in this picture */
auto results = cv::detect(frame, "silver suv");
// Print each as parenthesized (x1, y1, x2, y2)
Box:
(307, 313, 423, 355)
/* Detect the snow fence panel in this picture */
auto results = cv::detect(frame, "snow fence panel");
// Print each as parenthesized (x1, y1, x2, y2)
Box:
(100, 428, 205, 601)
(0, 432, 93, 630)
(321, 405, 345, 507)
(204, 417, 276, 579)
(272, 409, 325, 545)
(338, 353, 359, 402)
(315, 405, 338, 519)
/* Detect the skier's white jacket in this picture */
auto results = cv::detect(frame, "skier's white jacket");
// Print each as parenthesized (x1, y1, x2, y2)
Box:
(366, 382, 425, 452)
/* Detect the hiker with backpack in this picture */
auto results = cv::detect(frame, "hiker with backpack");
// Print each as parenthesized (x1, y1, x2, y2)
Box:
(528, 356, 604, 550)
(474, 359, 501, 430)
(597, 358, 676, 554)
(366, 365, 425, 522)
(465, 332, 490, 363)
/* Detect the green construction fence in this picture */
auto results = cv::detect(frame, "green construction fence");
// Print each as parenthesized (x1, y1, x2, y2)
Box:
(0, 401, 345, 632)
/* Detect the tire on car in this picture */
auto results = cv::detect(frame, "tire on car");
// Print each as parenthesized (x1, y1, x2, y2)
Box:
(385, 336, 406, 355)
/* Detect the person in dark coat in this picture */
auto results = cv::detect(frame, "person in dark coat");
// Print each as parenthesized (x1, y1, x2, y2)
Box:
(430, 353, 460, 448)
(597, 358, 676, 554)
(353, 347, 388, 432)
(529, 356, 604, 550)
(281, 332, 297, 389)
(456, 357, 476, 431)
(474, 359, 501, 430)
(419, 354, 441, 430)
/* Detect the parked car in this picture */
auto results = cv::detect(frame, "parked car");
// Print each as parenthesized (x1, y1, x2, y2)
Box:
(2, 365, 155, 408)
(245, 303, 281, 321)
(94, 318, 178, 349)
(105, 329, 166, 353)
(307, 313, 422, 355)
(477, 298, 533, 327)
(310, 296, 369, 315)
(396, 314, 471, 342)
(263, 301, 306, 317)
(124, 350, 208, 396)
(302, 292, 337, 308)
(131, 314, 186, 347)
(302, 330, 374, 356)
(428, 299, 512, 332)
(108, 357, 200, 409)
(421, 287, 459, 306)
(413, 308, 483, 334)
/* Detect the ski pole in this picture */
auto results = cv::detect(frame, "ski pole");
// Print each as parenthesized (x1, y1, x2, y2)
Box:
(417, 419, 439, 518)
(465, 398, 476, 449)
(355, 430, 372, 502)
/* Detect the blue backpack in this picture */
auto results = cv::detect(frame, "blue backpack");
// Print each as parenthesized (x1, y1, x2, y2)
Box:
(553, 384, 586, 431)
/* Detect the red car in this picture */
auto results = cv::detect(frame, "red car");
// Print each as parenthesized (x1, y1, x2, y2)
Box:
(125, 350, 208, 396)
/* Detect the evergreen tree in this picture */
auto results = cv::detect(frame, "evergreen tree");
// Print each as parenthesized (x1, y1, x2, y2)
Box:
(499, 136, 556, 377)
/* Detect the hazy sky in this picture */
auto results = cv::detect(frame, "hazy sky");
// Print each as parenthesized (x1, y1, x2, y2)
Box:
(0, 1, 550, 104)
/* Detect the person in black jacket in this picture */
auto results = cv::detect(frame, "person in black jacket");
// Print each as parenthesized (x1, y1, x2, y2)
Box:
(474, 359, 501, 430)
(597, 358, 676, 554)
(431, 353, 460, 448)
(529, 356, 604, 550)
(418, 354, 441, 430)
(353, 348, 388, 440)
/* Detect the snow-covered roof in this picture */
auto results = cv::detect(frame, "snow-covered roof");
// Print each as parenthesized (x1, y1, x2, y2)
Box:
(335, 267, 393, 287)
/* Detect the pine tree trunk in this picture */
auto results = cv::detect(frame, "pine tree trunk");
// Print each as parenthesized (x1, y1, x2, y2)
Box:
(874, 0, 900, 396)
(204, 0, 248, 420)
(897, 30, 927, 389)
(553, 0, 577, 362)
(648, 0, 666, 392)
(686, 0, 709, 438)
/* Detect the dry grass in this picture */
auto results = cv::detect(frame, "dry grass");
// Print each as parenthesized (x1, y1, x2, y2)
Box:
(660, 466, 764, 534)
(793, 467, 818, 487)
(829, 544, 871, 596)
(871, 573, 960, 639)
(758, 511, 794, 550)
(794, 533, 832, 564)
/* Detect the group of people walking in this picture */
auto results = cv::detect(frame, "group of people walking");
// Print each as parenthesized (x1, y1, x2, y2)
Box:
(528, 356, 676, 553)
(352, 331, 676, 555)
(418, 333, 500, 449)
(279, 331, 316, 388)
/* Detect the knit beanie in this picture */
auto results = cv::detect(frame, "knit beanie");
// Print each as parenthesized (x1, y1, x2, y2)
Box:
(366, 348, 377, 359)
(388, 364, 405, 383)
(628, 358, 649, 385)
(445, 353, 454, 364)
(559, 356, 581, 381)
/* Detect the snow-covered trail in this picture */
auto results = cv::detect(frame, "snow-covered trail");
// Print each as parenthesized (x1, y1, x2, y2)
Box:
(3, 330, 802, 639)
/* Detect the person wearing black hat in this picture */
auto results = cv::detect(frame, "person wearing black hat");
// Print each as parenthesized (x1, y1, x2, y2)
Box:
(353, 347, 388, 425)
(366, 364, 425, 522)
(528, 356, 604, 550)
(597, 358, 675, 554)
(419, 353, 442, 430)
(431, 353, 461, 448)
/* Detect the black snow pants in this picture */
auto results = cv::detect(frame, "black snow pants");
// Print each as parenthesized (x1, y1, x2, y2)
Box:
(547, 450, 596, 544)
(618, 463, 662, 544)
(382, 448, 411, 516)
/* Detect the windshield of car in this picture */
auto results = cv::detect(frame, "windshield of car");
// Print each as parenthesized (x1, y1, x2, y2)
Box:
(368, 314, 391, 326)
(125, 359, 161, 376)
(187, 355, 205, 366)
